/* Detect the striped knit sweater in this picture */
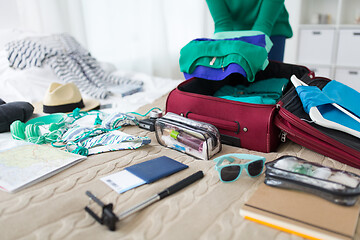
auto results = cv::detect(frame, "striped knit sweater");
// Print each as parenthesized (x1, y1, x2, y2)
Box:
(5, 33, 143, 99)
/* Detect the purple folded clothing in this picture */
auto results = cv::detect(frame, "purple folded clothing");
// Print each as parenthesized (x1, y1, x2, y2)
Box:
(184, 63, 247, 81)
(193, 35, 266, 48)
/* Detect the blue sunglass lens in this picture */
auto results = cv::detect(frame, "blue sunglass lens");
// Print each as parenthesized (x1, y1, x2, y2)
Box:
(220, 165, 241, 181)
(247, 160, 263, 176)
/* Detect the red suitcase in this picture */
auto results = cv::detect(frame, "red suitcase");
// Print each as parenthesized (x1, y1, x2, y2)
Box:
(166, 61, 360, 168)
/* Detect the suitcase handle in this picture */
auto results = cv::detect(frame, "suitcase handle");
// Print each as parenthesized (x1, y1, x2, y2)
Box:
(186, 112, 240, 134)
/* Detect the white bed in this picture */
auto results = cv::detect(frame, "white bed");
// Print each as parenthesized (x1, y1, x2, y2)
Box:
(0, 28, 182, 114)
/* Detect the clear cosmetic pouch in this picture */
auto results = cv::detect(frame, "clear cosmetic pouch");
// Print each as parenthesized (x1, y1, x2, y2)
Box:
(155, 112, 222, 160)
(264, 155, 360, 206)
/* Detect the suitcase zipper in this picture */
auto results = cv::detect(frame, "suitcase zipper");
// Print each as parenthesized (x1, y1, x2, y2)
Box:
(276, 119, 359, 166)
(280, 131, 287, 142)
(278, 107, 346, 147)
(276, 107, 360, 167)
(276, 76, 358, 150)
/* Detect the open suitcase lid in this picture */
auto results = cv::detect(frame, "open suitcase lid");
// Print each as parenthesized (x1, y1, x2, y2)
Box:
(275, 73, 360, 169)
(290, 75, 360, 138)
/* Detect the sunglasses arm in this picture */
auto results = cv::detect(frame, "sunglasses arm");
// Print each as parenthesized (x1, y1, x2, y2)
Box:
(214, 156, 235, 165)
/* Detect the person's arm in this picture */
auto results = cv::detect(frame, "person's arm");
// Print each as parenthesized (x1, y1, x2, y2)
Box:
(252, 0, 285, 36)
(205, 0, 234, 32)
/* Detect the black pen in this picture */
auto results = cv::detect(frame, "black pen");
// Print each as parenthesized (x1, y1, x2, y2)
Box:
(85, 170, 204, 230)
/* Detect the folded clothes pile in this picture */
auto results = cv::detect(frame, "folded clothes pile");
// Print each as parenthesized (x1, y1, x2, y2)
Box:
(179, 31, 272, 83)
(5, 33, 143, 99)
(0, 99, 34, 133)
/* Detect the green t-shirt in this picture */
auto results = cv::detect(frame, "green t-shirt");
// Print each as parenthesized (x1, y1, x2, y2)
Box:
(205, 0, 293, 38)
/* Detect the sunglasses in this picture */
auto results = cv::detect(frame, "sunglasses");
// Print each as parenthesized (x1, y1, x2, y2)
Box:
(214, 154, 266, 182)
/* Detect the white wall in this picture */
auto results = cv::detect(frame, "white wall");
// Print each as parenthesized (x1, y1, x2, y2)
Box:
(0, 1, 19, 29)
(0, 1, 302, 74)
(284, 0, 301, 64)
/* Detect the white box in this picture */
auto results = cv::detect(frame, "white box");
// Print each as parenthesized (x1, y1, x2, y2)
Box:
(336, 29, 360, 67)
(335, 68, 360, 92)
(297, 28, 335, 65)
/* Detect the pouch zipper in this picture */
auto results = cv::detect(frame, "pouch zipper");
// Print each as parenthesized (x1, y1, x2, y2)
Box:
(158, 118, 208, 139)
(157, 118, 210, 159)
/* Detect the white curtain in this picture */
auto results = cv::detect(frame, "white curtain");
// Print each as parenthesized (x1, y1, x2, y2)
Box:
(12, 0, 214, 79)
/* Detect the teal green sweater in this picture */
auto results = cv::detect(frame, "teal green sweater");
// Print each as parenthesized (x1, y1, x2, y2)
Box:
(205, 0, 293, 38)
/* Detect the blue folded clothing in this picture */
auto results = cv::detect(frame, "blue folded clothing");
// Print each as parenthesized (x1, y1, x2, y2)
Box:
(296, 80, 360, 134)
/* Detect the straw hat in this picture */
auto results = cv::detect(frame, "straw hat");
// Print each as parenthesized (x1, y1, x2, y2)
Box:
(33, 82, 100, 114)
